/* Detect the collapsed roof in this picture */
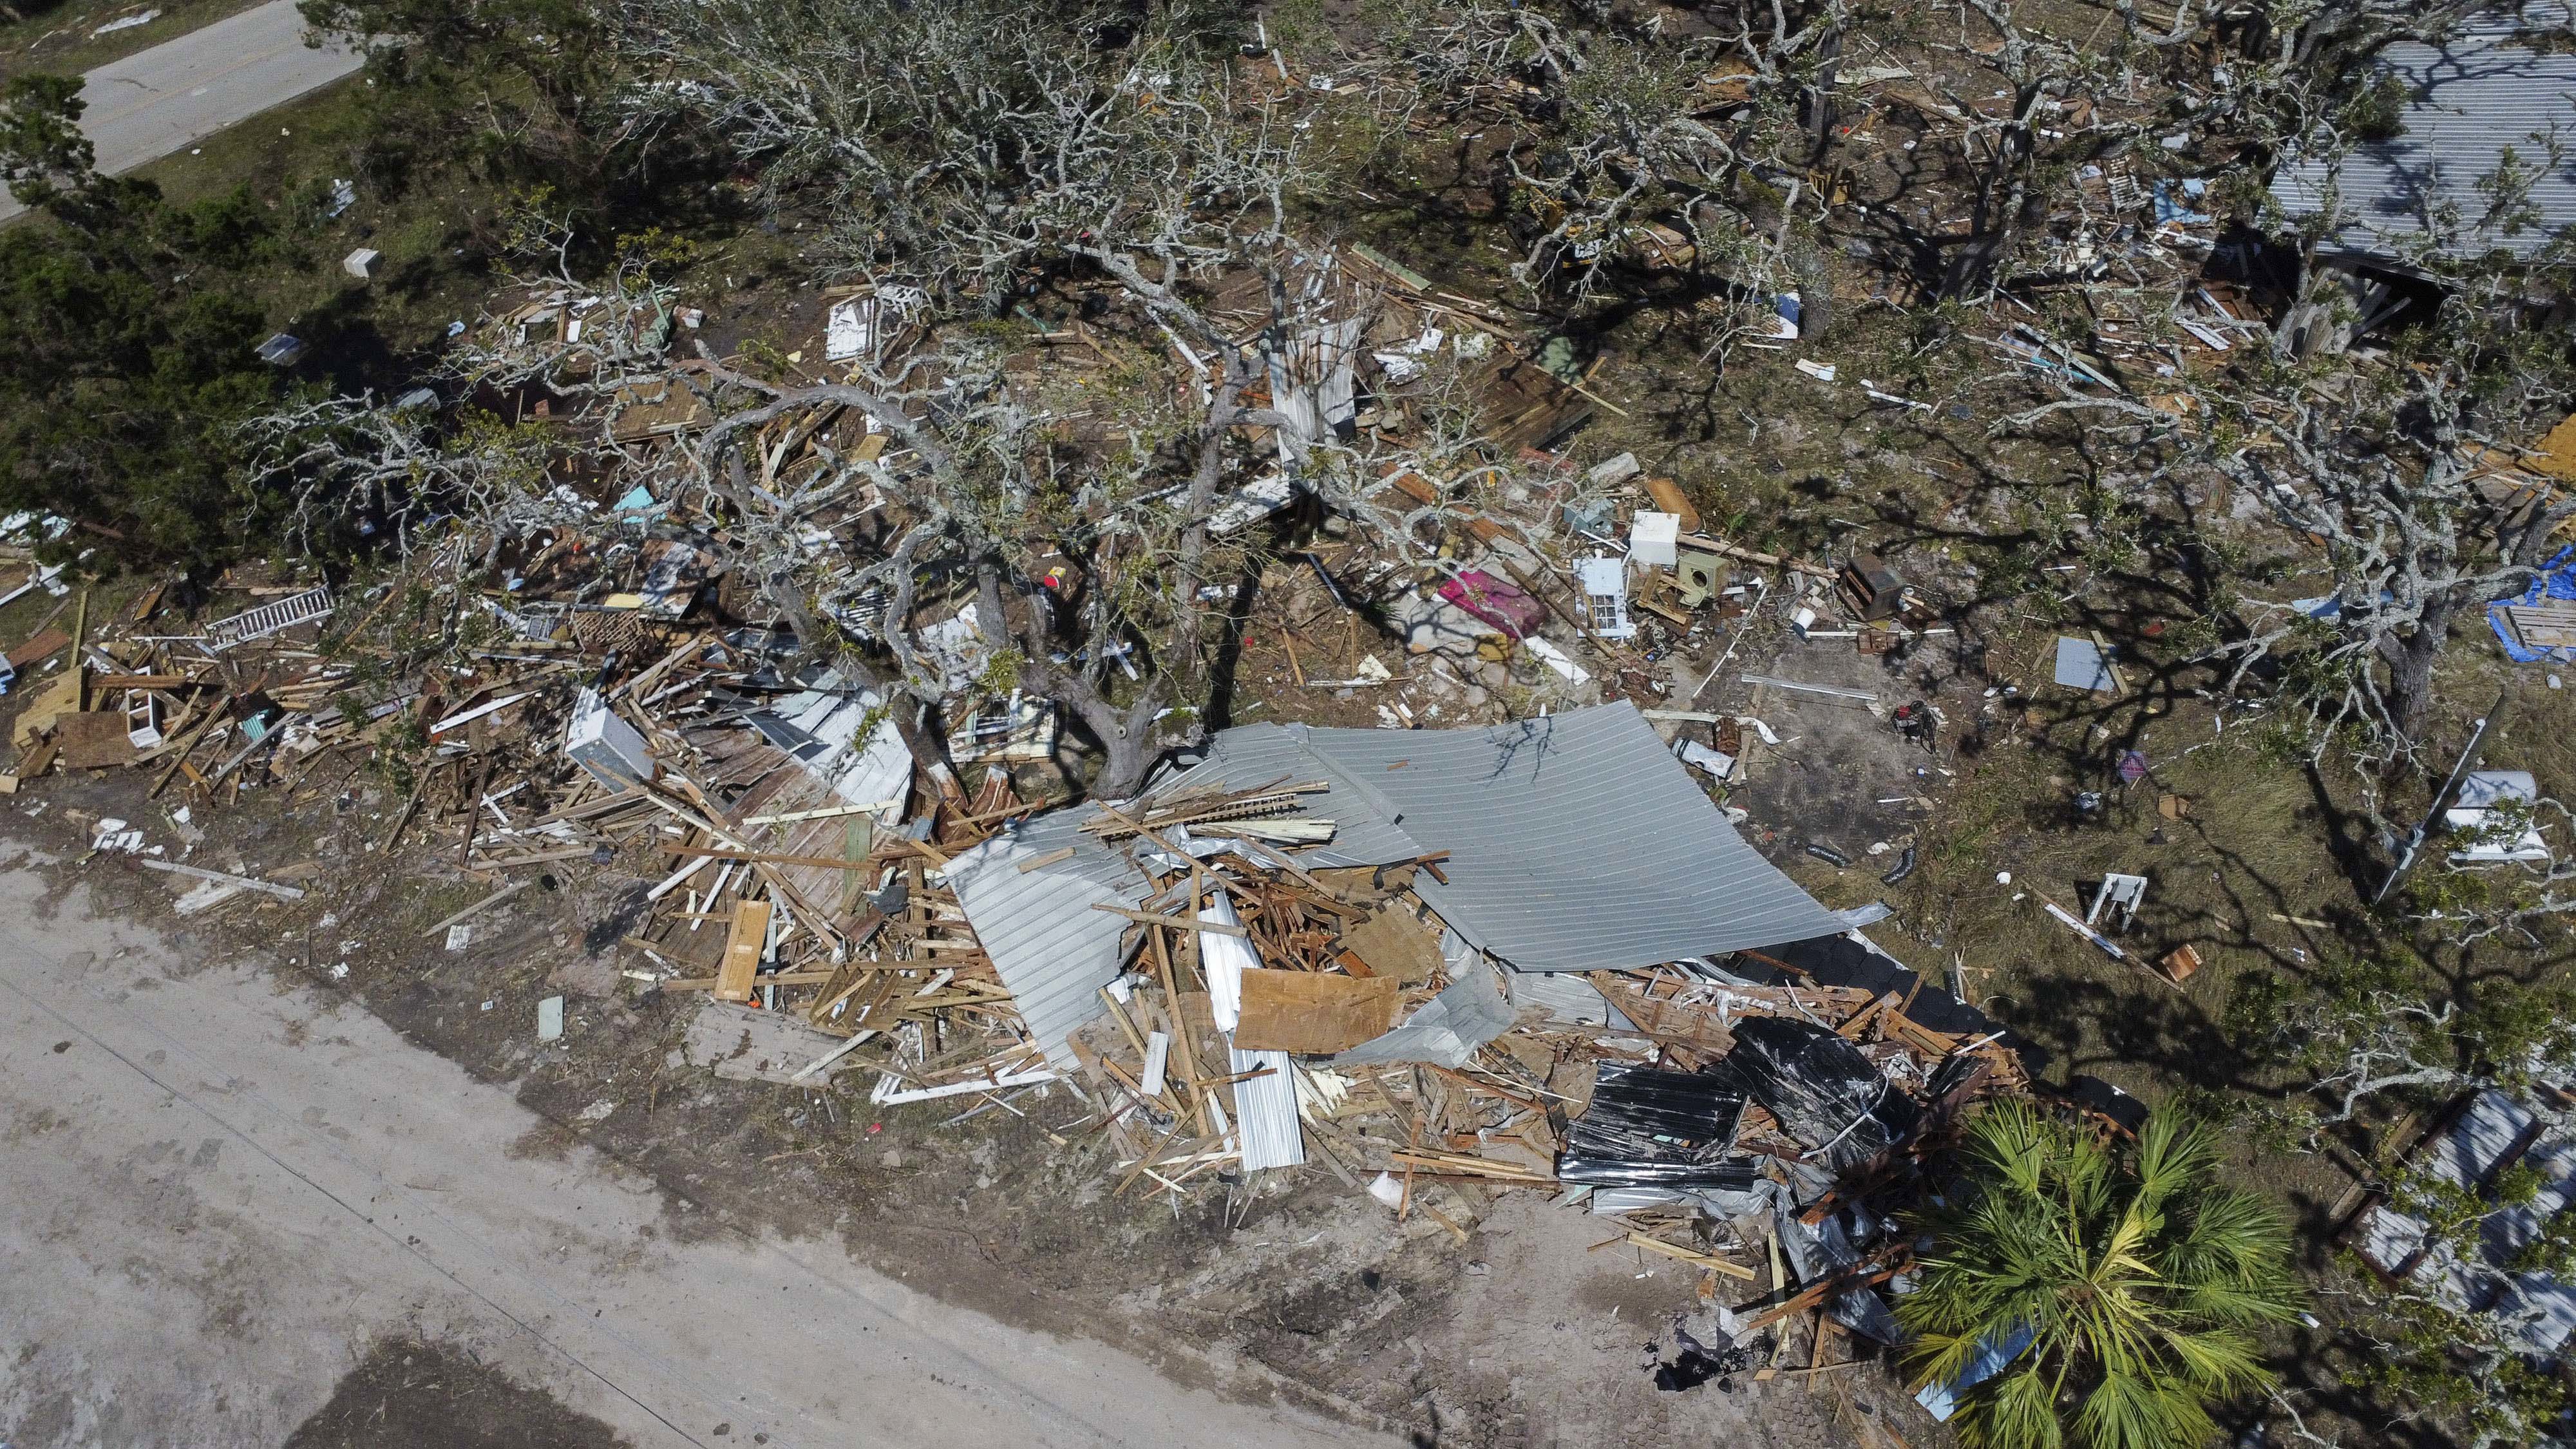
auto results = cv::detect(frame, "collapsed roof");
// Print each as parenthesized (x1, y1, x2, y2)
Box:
(1180, 702, 1853, 972)
(947, 701, 1848, 1066)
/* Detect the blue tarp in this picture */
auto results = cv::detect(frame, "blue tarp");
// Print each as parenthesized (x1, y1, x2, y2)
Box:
(1915, 1321, 2038, 1421)
(2490, 547, 2576, 663)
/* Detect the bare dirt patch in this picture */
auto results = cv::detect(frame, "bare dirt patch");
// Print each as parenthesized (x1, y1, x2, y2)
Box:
(283, 1336, 630, 1449)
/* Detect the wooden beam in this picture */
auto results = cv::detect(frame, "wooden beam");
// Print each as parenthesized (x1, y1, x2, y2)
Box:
(715, 900, 773, 1002)
(659, 968, 836, 992)
(1092, 903, 1248, 937)
(661, 846, 872, 872)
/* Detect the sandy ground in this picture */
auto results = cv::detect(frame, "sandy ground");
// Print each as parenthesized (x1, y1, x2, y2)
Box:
(0, 861, 1390, 1449)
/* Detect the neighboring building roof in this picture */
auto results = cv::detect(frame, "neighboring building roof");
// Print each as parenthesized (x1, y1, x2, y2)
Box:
(2269, 18, 2576, 265)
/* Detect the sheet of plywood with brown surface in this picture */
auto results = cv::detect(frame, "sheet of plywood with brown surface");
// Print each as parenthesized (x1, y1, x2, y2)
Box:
(52, 711, 140, 770)
(1233, 969, 1402, 1054)
(714, 899, 773, 1002)
(1338, 902, 1443, 985)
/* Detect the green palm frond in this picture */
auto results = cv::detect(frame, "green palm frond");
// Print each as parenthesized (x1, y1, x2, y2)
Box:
(1899, 1104, 2304, 1449)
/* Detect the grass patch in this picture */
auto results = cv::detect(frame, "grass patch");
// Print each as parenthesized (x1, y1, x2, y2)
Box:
(126, 79, 510, 381)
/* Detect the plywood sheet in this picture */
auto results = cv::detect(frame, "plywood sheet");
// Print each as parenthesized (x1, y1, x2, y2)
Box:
(1338, 903, 1443, 985)
(52, 710, 138, 770)
(1233, 969, 1401, 1054)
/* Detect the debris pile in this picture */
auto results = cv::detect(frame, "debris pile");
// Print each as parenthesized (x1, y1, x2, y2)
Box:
(0, 223, 2069, 1385)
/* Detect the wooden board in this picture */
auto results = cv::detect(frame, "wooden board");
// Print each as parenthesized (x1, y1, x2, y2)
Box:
(714, 898, 773, 1003)
(11, 667, 80, 749)
(52, 710, 140, 770)
(1233, 969, 1401, 1054)
(6, 628, 70, 671)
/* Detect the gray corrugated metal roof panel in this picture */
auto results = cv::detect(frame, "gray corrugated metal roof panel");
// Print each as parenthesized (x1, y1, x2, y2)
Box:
(945, 835, 1140, 1069)
(1274, 703, 1846, 969)
(2425, 1088, 2537, 1187)
(1176, 724, 1425, 867)
(2456, 1, 2576, 36)
(2358, 1202, 2432, 1274)
(2507, 1274, 2576, 1353)
(2269, 37, 2576, 263)
(1505, 969, 1637, 1030)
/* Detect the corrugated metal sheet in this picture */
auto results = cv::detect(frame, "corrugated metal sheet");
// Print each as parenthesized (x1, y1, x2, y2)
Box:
(1199, 888, 1256, 1030)
(2269, 26, 2576, 263)
(1180, 727, 1426, 868)
(2350, 1088, 2576, 1354)
(1506, 969, 1636, 1030)
(1206, 703, 1844, 970)
(1229, 1044, 1307, 1170)
(943, 822, 1145, 1070)
(960, 701, 1839, 1066)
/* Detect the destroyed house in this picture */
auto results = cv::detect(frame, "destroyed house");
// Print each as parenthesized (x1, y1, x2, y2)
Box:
(946, 701, 1857, 1069)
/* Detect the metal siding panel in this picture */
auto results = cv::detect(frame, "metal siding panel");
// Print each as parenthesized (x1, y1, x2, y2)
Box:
(1334, 966, 1514, 1066)
(1227, 1044, 1306, 1170)
(947, 836, 1139, 1068)
(1280, 704, 1844, 968)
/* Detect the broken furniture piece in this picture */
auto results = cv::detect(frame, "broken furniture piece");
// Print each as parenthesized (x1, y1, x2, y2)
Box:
(1674, 549, 1729, 608)
(1835, 553, 1908, 622)
(1629, 511, 1681, 569)
(565, 685, 656, 788)
(1575, 556, 1636, 639)
(2085, 873, 2148, 931)
(122, 690, 162, 750)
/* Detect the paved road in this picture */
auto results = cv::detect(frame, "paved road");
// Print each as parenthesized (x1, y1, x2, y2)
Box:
(0, 864, 1386, 1448)
(0, 0, 362, 222)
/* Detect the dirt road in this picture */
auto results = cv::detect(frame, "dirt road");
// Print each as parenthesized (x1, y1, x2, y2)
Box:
(0, 861, 1388, 1448)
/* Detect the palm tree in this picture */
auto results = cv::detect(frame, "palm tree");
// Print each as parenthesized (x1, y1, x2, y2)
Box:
(1898, 1103, 2304, 1449)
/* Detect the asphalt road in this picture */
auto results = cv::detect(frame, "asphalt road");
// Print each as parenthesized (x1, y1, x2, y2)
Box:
(0, 0, 362, 222)
(0, 862, 1386, 1448)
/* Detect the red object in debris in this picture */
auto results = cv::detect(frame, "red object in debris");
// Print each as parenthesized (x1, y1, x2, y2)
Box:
(1437, 571, 1546, 639)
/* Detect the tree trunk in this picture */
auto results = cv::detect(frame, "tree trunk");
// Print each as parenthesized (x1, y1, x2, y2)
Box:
(2383, 605, 2451, 743)
(1095, 717, 1157, 800)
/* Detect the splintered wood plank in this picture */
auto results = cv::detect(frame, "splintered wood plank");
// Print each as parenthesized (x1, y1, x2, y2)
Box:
(714, 899, 773, 1003)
